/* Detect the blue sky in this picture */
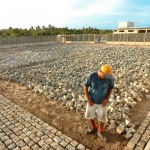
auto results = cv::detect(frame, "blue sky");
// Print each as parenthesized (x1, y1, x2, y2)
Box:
(0, 0, 150, 29)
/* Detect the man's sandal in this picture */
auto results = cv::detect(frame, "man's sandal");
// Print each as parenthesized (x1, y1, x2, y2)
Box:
(97, 132, 107, 142)
(85, 128, 97, 134)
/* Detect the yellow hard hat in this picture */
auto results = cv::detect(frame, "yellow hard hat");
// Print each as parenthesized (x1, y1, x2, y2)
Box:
(101, 65, 112, 74)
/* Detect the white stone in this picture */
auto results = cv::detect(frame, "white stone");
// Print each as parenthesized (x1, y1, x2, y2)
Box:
(123, 114, 129, 119)
(137, 97, 142, 101)
(116, 123, 125, 134)
(125, 132, 133, 139)
(112, 113, 119, 120)
(145, 89, 149, 93)
(129, 127, 136, 134)
(109, 120, 116, 129)
(110, 107, 117, 113)
(123, 107, 130, 113)
(125, 119, 132, 127)
(69, 101, 75, 107)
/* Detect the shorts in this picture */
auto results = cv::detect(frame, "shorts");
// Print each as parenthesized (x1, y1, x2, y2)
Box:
(85, 103, 108, 123)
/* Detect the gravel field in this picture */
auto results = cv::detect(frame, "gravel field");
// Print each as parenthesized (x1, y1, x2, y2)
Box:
(0, 44, 150, 150)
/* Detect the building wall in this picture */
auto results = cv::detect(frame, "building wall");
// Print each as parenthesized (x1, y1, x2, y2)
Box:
(107, 33, 150, 45)
(113, 28, 150, 34)
(113, 29, 138, 34)
(118, 22, 134, 28)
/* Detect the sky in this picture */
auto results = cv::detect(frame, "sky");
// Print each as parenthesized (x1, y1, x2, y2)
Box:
(0, 0, 150, 29)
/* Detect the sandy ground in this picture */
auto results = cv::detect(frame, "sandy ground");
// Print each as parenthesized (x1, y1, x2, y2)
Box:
(1, 79, 150, 150)
(0, 46, 150, 150)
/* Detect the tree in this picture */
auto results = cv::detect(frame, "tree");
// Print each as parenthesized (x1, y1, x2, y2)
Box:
(48, 24, 52, 28)
(0, 25, 113, 37)
(36, 25, 41, 30)
(30, 26, 34, 30)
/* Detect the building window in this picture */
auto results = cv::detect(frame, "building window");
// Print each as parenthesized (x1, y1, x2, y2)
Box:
(119, 30, 124, 32)
(128, 30, 134, 32)
(138, 30, 146, 33)
(147, 30, 150, 33)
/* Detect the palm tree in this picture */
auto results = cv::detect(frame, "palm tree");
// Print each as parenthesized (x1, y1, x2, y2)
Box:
(8, 27, 12, 35)
(36, 26, 41, 30)
(42, 25, 46, 29)
(48, 24, 52, 29)
(30, 26, 34, 30)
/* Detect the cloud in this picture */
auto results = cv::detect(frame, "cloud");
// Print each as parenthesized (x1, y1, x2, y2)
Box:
(54, 0, 126, 28)
(67, 0, 125, 16)
(0, 0, 149, 29)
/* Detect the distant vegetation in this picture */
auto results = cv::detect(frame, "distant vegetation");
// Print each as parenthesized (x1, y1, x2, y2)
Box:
(0, 25, 113, 37)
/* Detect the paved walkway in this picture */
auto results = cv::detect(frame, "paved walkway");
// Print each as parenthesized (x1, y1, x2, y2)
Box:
(0, 94, 87, 150)
(1, 94, 150, 150)
(124, 111, 150, 150)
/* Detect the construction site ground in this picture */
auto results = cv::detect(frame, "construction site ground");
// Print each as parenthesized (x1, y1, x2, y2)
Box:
(0, 78, 150, 150)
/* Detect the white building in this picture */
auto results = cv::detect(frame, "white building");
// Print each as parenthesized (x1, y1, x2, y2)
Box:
(113, 21, 150, 34)
(118, 21, 134, 28)
(113, 27, 150, 34)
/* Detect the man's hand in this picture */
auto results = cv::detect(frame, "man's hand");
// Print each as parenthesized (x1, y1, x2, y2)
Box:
(88, 100, 94, 106)
(102, 99, 108, 107)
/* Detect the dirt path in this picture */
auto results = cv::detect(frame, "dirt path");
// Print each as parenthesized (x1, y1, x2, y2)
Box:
(1, 79, 149, 150)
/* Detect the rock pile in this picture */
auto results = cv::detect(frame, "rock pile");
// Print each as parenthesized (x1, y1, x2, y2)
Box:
(0, 44, 149, 138)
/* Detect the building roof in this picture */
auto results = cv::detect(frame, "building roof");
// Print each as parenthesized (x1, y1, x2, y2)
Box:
(116, 27, 150, 30)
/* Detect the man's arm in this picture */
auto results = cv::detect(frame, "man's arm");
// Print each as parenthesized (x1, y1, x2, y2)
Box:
(102, 88, 113, 106)
(84, 86, 90, 101)
(102, 76, 114, 106)
(84, 86, 94, 106)
(106, 88, 113, 102)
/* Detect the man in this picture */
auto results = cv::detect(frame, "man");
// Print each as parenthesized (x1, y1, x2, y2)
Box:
(84, 64, 114, 142)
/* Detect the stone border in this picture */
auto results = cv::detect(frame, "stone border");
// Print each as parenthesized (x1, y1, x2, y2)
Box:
(0, 94, 88, 150)
(124, 111, 150, 150)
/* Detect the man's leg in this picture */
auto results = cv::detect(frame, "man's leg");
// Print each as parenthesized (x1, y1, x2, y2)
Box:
(97, 105, 107, 141)
(91, 119, 97, 128)
(85, 118, 97, 134)
(86, 118, 97, 129)
(85, 103, 97, 134)
(97, 121, 106, 141)
(98, 121, 104, 133)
